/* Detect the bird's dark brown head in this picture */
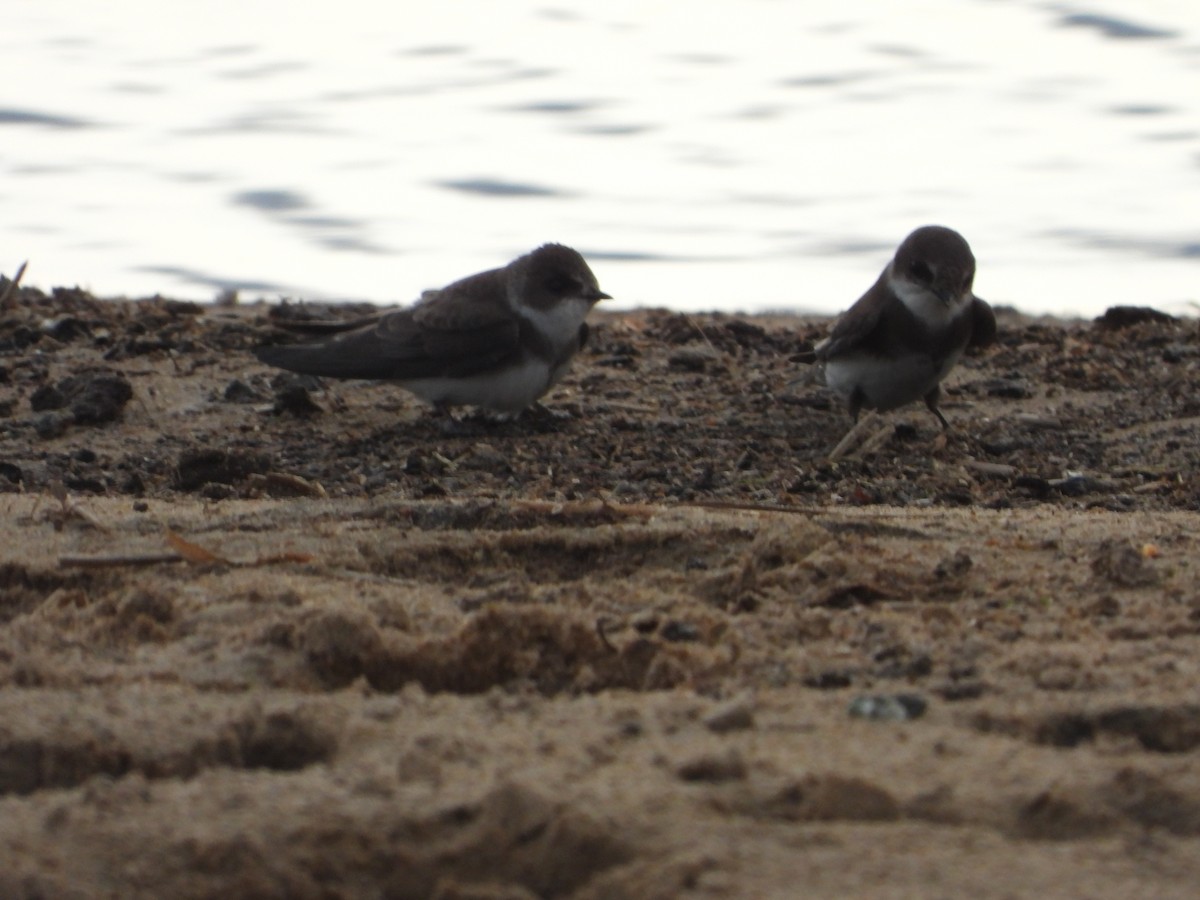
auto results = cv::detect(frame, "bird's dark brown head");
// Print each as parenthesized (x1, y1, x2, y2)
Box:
(511, 243, 611, 311)
(893, 225, 976, 306)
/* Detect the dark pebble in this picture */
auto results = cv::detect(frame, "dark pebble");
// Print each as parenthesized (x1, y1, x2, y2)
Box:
(29, 384, 67, 412)
(71, 373, 133, 424)
(986, 378, 1033, 399)
(273, 383, 322, 417)
(1050, 475, 1107, 497)
(804, 670, 854, 690)
(34, 412, 72, 439)
(660, 620, 700, 642)
(937, 680, 985, 701)
(30, 372, 133, 425)
(222, 379, 264, 404)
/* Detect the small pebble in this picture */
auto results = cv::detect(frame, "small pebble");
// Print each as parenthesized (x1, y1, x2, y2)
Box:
(676, 749, 746, 783)
(273, 383, 322, 417)
(703, 696, 755, 733)
(223, 379, 263, 403)
(660, 620, 699, 643)
(848, 693, 928, 722)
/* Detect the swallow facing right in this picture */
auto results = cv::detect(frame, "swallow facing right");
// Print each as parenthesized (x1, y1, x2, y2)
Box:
(254, 243, 610, 416)
(806, 225, 996, 429)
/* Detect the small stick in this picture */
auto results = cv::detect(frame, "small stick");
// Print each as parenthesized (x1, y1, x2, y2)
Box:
(683, 313, 720, 356)
(59, 552, 184, 568)
(828, 411, 880, 461)
(850, 421, 894, 460)
(683, 499, 814, 516)
(0, 260, 28, 308)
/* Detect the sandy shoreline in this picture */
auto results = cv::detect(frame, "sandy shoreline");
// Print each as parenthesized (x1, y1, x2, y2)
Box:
(1, 289, 1199, 897)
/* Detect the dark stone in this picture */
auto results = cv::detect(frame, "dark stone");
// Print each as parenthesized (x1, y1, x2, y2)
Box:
(1094, 306, 1177, 329)
(222, 379, 263, 403)
(804, 670, 854, 690)
(660, 620, 699, 642)
(29, 384, 67, 412)
(30, 371, 133, 425)
(174, 448, 271, 491)
(33, 412, 71, 439)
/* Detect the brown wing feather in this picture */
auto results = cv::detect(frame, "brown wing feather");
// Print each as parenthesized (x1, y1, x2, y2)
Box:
(255, 268, 522, 380)
(816, 271, 890, 360)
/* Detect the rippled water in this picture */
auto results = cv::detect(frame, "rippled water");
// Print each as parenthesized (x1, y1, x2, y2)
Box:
(4, 0, 1199, 315)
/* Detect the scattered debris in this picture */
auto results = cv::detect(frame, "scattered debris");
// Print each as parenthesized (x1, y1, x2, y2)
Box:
(32, 482, 108, 532)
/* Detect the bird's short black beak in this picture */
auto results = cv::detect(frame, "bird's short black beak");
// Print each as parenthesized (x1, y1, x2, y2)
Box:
(590, 289, 612, 302)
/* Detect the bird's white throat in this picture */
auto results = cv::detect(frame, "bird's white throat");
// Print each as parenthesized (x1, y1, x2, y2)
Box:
(887, 268, 970, 327)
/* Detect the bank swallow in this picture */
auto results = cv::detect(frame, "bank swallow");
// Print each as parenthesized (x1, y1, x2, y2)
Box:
(804, 225, 996, 429)
(254, 243, 610, 415)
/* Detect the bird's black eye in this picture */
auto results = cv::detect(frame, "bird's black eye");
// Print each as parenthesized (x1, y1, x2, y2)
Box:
(544, 273, 578, 294)
(909, 260, 933, 282)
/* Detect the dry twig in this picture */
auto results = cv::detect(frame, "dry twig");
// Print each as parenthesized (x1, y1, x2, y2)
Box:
(0, 260, 28, 309)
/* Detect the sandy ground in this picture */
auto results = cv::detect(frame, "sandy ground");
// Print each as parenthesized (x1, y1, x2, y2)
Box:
(1, 285, 1199, 898)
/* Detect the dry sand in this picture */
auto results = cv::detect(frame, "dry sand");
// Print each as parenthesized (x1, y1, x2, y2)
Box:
(1, 287, 1199, 898)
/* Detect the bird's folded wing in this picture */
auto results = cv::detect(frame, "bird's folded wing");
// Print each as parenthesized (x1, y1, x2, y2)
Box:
(968, 297, 997, 349)
(817, 288, 885, 360)
(255, 279, 521, 380)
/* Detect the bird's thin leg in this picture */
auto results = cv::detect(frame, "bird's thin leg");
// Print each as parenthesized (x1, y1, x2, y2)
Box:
(924, 386, 950, 430)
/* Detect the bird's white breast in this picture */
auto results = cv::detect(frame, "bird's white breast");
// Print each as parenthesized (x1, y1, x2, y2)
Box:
(403, 357, 554, 414)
